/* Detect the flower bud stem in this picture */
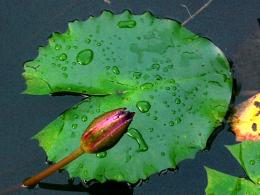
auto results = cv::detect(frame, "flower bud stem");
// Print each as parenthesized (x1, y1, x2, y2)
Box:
(22, 147, 84, 187)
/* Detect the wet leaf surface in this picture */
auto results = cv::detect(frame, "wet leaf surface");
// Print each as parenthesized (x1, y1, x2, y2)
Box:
(23, 11, 232, 183)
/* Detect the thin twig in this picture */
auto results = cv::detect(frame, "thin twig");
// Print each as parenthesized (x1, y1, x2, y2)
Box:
(180, 4, 192, 17)
(104, 0, 111, 4)
(182, 0, 213, 26)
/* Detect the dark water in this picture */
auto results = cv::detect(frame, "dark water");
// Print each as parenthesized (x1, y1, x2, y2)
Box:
(0, 0, 260, 194)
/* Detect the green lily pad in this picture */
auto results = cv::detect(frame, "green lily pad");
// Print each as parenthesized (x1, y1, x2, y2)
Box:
(205, 141, 260, 195)
(227, 141, 260, 185)
(205, 167, 260, 195)
(23, 11, 232, 183)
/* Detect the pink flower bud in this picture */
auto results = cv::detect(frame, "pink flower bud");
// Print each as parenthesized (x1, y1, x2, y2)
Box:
(80, 108, 135, 153)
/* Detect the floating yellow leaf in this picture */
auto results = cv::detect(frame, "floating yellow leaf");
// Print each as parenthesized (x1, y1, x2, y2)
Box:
(231, 93, 260, 141)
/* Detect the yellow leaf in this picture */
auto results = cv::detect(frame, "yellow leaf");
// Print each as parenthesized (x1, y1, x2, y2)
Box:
(231, 93, 260, 141)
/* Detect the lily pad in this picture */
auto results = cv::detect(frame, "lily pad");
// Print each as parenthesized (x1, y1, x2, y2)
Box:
(205, 141, 260, 195)
(23, 11, 232, 183)
(205, 167, 260, 195)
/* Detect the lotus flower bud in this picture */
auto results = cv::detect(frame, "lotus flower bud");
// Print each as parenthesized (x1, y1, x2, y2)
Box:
(80, 108, 135, 153)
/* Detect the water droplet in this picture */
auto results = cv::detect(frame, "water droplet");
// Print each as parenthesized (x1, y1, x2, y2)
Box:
(163, 67, 168, 72)
(140, 83, 153, 90)
(250, 160, 255, 165)
(61, 66, 67, 71)
(257, 178, 260, 185)
(155, 75, 162, 80)
(151, 63, 160, 70)
(172, 86, 177, 91)
(112, 66, 120, 75)
(153, 116, 158, 120)
(136, 101, 151, 113)
(169, 121, 175, 126)
(58, 53, 67, 61)
(117, 20, 136, 28)
(175, 117, 181, 124)
(127, 128, 148, 152)
(175, 98, 181, 104)
(96, 42, 102, 46)
(96, 151, 107, 158)
(76, 49, 94, 65)
(72, 124, 78, 129)
(133, 72, 142, 79)
(55, 44, 62, 50)
(74, 114, 79, 119)
(81, 115, 88, 122)
(85, 38, 91, 44)
(169, 79, 176, 84)
(165, 87, 170, 90)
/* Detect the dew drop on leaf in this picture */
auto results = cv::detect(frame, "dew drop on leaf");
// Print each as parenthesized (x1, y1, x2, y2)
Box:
(155, 75, 162, 80)
(59, 53, 67, 61)
(112, 66, 120, 75)
(140, 83, 153, 90)
(127, 128, 148, 152)
(61, 66, 67, 71)
(117, 20, 136, 28)
(136, 101, 151, 113)
(85, 38, 91, 44)
(249, 160, 255, 165)
(72, 124, 78, 129)
(169, 121, 175, 126)
(81, 115, 88, 122)
(151, 63, 160, 70)
(175, 98, 181, 104)
(133, 72, 142, 79)
(96, 151, 107, 158)
(76, 49, 94, 65)
(55, 44, 62, 50)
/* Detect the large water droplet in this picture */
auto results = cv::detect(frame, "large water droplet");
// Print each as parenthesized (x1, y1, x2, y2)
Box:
(76, 49, 94, 65)
(59, 53, 67, 61)
(127, 128, 148, 152)
(112, 66, 120, 75)
(117, 20, 136, 28)
(96, 151, 107, 158)
(136, 101, 151, 113)
(140, 83, 153, 90)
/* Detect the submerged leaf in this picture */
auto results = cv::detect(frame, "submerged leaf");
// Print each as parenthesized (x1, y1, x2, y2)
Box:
(231, 93, 260, 141)
(24, 11, 232, 183)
